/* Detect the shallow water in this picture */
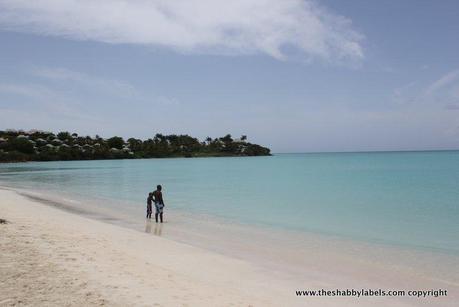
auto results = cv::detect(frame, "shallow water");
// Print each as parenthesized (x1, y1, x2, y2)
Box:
(1, 151, 458, 254)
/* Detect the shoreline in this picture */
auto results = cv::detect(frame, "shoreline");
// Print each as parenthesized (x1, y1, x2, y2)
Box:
(0, 152, 273, 164)
(3, 183, 459, 257)
(1, 150, 458, 165)
(1, 187, 458, 306)
(0, 189, 287, 306)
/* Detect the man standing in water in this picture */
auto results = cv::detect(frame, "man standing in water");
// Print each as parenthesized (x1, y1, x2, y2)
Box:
(153, 185, 165, 223)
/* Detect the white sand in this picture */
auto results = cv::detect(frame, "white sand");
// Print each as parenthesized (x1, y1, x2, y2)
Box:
(0, 188, 457, 306)
(0, 189, 285, 306)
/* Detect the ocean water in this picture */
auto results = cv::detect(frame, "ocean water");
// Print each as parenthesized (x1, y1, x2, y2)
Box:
(1, 151, 458, 254)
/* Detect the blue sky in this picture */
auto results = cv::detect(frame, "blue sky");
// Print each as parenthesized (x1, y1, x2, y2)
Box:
(0, 0, 458, 152)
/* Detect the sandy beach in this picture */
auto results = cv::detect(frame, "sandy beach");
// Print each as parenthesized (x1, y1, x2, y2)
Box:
(0, 189, 289, 306)
(1, 188, 457, 307)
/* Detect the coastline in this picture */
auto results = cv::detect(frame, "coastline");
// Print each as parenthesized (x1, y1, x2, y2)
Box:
(0, 153, 273, 164)
(0, 131, 271, 163)
(1, 187, 458, 306)
(0, 188, 285, 306)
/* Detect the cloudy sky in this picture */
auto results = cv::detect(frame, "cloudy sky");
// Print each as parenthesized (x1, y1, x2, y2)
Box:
(0, 0, 458, 152)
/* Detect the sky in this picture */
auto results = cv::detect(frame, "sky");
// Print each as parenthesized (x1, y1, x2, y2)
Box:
(0, 0, 458, 153)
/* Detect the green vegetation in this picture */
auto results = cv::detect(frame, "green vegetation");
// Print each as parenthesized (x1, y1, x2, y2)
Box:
(0, 129, 271, 162)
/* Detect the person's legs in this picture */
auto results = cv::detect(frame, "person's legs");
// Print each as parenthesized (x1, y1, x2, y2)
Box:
(155, 213, 159, 223)
(147, 205, 152, 218)
(159, 212, 163, 223)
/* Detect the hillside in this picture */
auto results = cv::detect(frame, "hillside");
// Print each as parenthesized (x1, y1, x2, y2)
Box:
(0, 130, 271, 162)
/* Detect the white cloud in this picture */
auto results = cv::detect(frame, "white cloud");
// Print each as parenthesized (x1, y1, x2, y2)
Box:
(31, 67, 138, 98)
(0, 82, 72, 107)
(0, 0, 363, 62)
(394, 69, 459, 107)
(0, 66, 182, 130)
(424, 69, 459, 96)
(0, 81, 105, 125)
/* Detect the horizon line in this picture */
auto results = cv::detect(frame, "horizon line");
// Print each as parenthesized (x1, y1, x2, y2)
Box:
(272, 149, 459, 155)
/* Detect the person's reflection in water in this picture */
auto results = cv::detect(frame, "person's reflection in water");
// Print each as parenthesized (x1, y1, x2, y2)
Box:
(145, 220, 152, 233)
(154, 222, 163, 236)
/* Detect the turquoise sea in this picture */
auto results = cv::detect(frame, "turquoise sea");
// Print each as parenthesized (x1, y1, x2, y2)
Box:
(1, 151, 458, 254)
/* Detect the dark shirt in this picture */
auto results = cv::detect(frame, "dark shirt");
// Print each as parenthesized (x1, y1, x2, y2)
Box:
(147, 196, 153, 205)
(153, 190, 164, 205)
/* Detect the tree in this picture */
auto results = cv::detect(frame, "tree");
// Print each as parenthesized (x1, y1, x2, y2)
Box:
(127, 138, 142, 152)
(10, 138, 34, 154)
(221, 134, 233, 143)
(0, 130, 270, 162)
(220, 134, 235, 152)
(57, 131, 71, 141)
(107, 136, 124, 149)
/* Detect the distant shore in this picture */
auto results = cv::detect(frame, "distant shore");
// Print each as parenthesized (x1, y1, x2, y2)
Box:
(0, 130, 271, 163)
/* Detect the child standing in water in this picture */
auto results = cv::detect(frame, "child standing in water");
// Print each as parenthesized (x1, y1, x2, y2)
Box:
(146, 192, 153, 219)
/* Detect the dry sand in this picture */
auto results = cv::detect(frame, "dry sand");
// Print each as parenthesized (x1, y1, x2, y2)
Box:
(0, 189, 288, 306)
(0, 188, 457, 306)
